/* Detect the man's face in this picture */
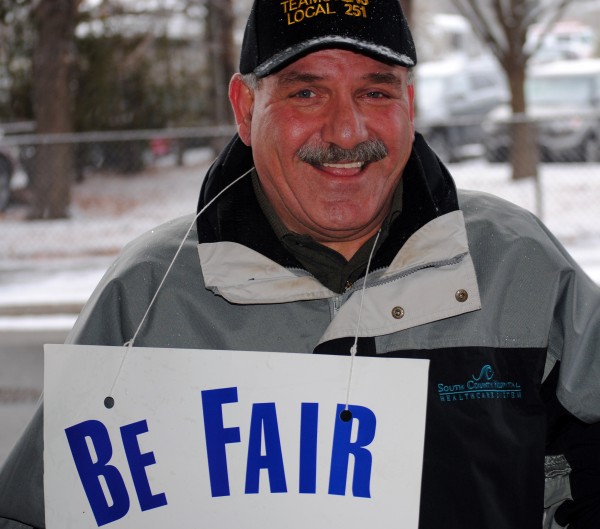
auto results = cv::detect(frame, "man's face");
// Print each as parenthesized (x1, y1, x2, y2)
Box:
(230, 49, 415, 257)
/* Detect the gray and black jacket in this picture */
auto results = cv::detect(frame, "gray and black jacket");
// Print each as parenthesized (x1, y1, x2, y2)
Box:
(0, 134, 598, 529)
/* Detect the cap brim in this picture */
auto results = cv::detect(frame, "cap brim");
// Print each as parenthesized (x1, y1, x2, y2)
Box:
(253, 36, 416, 78)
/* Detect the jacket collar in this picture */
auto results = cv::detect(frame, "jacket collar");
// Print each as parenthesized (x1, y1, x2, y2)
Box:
(196, 132, 460, 271)
(198, 210, 474, 305)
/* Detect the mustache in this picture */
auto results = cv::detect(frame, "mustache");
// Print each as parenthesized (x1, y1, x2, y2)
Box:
(297, 139, 388, 166)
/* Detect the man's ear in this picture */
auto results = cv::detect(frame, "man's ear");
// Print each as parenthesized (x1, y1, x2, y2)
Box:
(407, 83, 415, 123)
(229, 73, 255, 146)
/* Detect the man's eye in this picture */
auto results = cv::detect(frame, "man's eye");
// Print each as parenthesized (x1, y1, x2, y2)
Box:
(366, 91, 387, 99)
(293, 89, 316, 98)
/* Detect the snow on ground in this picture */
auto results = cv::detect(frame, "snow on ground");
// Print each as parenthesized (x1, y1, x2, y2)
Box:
(1, 148, 213, 261)
(0, 152, 599, 331)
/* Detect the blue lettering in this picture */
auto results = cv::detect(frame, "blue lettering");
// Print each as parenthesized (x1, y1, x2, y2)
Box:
(65, 420, 130, 527)
(245, 403, 287, 493)
(328, 404, 376, 498)
(200, 388, 378, 499)
(299, 403, 318, 494)
(201, 387, 241, 497)
(120, 420, 167, 511)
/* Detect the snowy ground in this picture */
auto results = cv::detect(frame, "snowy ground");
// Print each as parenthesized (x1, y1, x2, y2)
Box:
(0, 152, 599, 331)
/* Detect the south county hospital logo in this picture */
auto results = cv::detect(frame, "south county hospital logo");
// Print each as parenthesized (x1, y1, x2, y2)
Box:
(437, 364, 522, 403)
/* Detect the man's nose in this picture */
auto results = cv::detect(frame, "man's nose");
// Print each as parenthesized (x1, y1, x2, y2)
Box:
(321, 95, 369, 149)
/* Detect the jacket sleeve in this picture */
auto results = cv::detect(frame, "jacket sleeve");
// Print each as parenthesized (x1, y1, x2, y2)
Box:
(0, 219, 193, 528)
(0, 519, 37, 529)
(547, 244, 600, 423)
(548, 390, 600, 529)
(0, 259, 137, 528)
(0, 400, 44, 529)
(0, 278, 131, 528)
(544, 244, 600, 528)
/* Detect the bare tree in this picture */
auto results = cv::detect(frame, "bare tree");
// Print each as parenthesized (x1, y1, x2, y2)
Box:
(449, 0, 573, 179)
(29, 0, 80, 219)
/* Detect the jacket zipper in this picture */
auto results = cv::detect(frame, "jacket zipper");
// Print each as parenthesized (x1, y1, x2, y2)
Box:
(332, 295, 343, 317)
(342, 252, 468, 300)
(293, 252, 467, 318)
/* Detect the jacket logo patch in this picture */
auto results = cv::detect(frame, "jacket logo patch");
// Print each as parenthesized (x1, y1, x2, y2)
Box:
(437, 364, 522, 403)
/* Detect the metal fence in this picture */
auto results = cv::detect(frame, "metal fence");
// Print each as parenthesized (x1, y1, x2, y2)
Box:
(0, 127, 234, 262)
(0, 122, 599, 279)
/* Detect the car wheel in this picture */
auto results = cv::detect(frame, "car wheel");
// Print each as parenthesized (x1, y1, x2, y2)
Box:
(583, 135, 600, 163)
(0, 155, 13, 212)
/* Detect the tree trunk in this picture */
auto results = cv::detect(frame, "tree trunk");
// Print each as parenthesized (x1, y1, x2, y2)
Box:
(204, 0, 236, 153)
(447, 0, 554, 181)
(205, 0, 235, 126)
(29, 0, 78, 219)
(506, 56, 538, 181)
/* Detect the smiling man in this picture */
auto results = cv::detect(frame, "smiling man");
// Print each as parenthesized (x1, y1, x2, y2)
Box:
(230, 49, 414, 259)
(1, 1, 599, 528)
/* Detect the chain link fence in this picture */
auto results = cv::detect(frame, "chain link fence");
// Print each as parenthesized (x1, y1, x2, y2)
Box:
(0, 121, 599, 278)
(0, 127, 234, 263)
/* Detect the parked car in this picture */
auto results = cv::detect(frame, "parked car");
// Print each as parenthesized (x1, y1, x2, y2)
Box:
(483, 59, 600, 163)
(415, 57, 509, 162)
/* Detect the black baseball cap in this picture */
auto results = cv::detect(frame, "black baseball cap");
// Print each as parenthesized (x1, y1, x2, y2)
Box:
(239, 0, 417, 78)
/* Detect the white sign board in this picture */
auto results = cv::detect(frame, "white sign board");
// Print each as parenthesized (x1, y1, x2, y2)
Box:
(44, 345, 429, 529)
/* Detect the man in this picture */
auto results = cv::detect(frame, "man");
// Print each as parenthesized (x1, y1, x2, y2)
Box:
(1, 0, 599, 528)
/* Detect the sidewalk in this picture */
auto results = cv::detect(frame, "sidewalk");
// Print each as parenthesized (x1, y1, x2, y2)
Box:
(0, 256, 111, 324)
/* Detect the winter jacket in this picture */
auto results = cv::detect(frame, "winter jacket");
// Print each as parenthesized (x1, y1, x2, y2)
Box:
(0, 133, 598, 529)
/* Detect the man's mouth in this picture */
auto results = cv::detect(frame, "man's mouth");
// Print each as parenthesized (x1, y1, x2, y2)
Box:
(297, 139, 388, 169)
(322, 161, 364, 170)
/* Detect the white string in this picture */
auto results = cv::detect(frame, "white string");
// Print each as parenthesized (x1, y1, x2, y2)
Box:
(106, 166, 255, 402)
(343, 228, 381, 412)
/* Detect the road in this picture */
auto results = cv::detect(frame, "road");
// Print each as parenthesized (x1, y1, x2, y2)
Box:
(0, 328, 69, 466)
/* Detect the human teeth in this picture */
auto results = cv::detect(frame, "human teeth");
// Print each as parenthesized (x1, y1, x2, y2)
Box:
(322, 162, 363, 169)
